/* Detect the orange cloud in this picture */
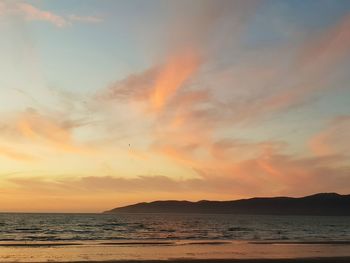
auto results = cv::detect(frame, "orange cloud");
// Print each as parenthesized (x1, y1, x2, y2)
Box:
(0, 109, 93, 155)
(309, 115, 350, 156)
(100, 50, 201, 114)
(0, 145, 37, 162)
(16, 110, 78, 152)
(149, 51, 201, 112)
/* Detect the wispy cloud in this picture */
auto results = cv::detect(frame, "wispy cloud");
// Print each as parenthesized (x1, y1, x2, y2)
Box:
(309, 115, 350, 157)
(68, 14, 103, 24)
(0, 108, 92, 156)
(0, 2, 103, 27)
(16, 2, 68, 27)
(0, 145, 38, 162)
(149, 50, 201, 112)
(299, 14, 350, 72)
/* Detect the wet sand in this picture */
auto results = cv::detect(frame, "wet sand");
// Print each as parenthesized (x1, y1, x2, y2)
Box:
(54, 259, 350, 263)
(1, 240, 350, 262)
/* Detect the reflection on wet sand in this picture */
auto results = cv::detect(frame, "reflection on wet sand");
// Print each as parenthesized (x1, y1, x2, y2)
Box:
(1, 240, 350, 262)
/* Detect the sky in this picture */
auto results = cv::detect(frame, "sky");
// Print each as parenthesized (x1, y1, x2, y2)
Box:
(0, 0, 350, 212)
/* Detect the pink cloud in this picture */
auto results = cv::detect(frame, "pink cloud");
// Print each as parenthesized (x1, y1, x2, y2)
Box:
(17, 2, 68, 27)
(0, 2, 103, 27)
(299, 14, 350, 72)
(309, 115, 350, 157)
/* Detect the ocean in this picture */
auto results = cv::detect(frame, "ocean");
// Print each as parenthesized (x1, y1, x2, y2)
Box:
(0, 213, 349, 243)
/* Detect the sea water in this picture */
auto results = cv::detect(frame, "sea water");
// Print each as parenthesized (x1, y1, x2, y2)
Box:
(0, 213, 349, 243)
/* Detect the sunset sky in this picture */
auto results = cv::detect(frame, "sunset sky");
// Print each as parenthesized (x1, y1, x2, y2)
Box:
(0, 0, 350, 212)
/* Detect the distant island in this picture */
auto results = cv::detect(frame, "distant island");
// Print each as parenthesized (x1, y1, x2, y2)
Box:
(104, 193, 350, 216)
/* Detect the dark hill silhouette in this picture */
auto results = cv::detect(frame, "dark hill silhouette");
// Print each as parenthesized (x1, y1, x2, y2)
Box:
(104, 193, 350, 216)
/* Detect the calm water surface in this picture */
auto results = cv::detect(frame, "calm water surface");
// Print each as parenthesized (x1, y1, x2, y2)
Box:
(0, 213, 349, 242)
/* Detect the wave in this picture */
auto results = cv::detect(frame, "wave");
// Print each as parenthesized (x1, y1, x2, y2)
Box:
(1, 213, 350, 243)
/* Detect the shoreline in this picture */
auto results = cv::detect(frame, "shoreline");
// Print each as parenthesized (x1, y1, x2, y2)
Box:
(1, 239, 350, 246)
(1, 258, 350, 263)
(37, 258, 350, 263)
(1, 240, 350, 262)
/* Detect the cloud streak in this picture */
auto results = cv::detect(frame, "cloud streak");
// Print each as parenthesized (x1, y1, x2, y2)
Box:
(149, 50, 200, 112)
(310, 115, 350, 157)
(0, 108, 92, 156)
(0, 145, 37, 162)
(16, 2, 67, 27)
(0, 2, 103, 27)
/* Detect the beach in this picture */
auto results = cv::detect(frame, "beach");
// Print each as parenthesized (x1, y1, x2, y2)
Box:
(1, 240, 350, 262)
